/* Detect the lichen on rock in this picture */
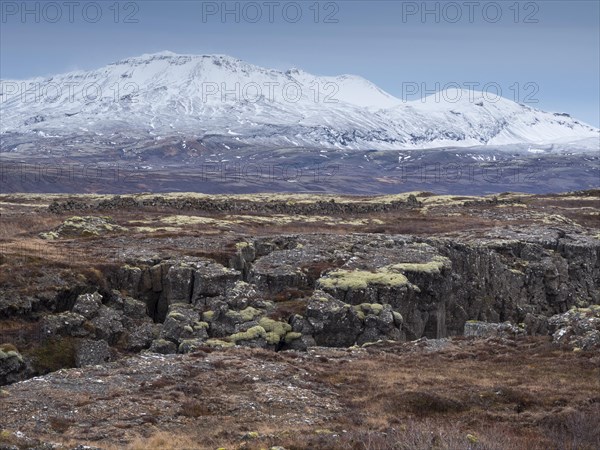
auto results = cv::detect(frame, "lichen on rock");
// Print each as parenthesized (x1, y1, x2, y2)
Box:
(318, 269, 409, 290)
(40, 216, 127, 240)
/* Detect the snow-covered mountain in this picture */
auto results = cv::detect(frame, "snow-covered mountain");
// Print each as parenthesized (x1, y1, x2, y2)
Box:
(1, 51, 598, 151)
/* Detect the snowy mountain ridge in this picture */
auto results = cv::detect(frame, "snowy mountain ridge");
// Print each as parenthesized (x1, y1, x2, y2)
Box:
(1, 51, 598, 151)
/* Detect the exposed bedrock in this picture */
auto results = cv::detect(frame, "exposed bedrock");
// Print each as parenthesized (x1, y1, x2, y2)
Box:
(111, 228, 599, 343)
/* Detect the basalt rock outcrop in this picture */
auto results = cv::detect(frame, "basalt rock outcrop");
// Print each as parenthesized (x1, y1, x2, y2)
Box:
(1, 225, 599, 385)
(48, 195, 421, 216)
(108, 228, 599, 347)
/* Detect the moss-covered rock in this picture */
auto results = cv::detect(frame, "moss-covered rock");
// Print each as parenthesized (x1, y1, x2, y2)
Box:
(40, 216, 127, 240)
(228, 325, 266, 343)
(204, 339, 235, 348)
(260, 317, 292, 345)
(148, 339, 177, 354)
(318, 269, 409, 290)
(387, 256, 450, 275)
(178, 339, 206, 354)
(284, 332, 303, 343)
(226, 306, 262, 323)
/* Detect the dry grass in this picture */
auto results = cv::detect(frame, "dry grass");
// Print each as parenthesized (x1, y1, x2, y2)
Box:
(179, 400, 212, 418)
(106, 431, 202, 450)
(3, 338, 599, 450)
(0, 212, 63, 240)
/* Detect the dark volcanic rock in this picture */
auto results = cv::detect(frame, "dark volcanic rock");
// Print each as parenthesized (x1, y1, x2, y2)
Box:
(72, 292, 103, 319)
(306, 293, 364, 347)
(75, 339, 110, 367)
(0, 349, 27, 385)
(548, 305, 600, 350)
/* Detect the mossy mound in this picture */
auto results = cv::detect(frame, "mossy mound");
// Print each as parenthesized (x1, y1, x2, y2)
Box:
(226, 307, 262, 323)
(40, 216, 127, 240)
(318, 269, 409, 290)
(228, 326, 266, 343)
(388, 256, 451, 275)
(259, 318, 292, 345)
(353, 303, 385, 320)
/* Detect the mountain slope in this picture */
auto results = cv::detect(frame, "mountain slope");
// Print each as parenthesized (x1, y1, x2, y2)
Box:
(1, 51, 598, 151)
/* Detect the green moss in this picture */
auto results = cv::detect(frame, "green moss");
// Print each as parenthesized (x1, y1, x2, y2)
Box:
(318, 269, 409, 290)
(388, 256, 450, 275)
(392, 311, 404, 324)
(167, 311, 186, 320)
(284, 332, 302, 343)
(205, 339, 235, 348)
(259, 317, 291, 337)
(354, 303, 385, 316)
(265, 332, 282, 345)
(193, 321, 209, 330)
(226, 307, 262, 322)
(228, 326, 266, 343)
(202, 311, 215, 321)
(178, 339, 204, 353)
(183, 325, 194, 334)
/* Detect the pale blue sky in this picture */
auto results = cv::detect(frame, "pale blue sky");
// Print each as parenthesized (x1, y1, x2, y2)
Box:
(1, 0, 599, 125)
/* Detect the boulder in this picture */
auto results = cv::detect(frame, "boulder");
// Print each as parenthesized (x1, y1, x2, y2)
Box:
(148, 339, 178, 354)
(124, 322, 159, 352)
(75, 339, 110, 367)
(463, 321, 525, 339)
(306, 293, 363, 347)
(356, 303, 405, 345)
(548, 306, 600, 350)
(41, 312, 88, 338)
(205, 304, 264, 338)
(72, 292, 103, 319)
(191, 261, 241, 304)
(227, 325, 268, 349)
(160, 304, 208, 347)
(90, 307, 124, 344)
(163, 263, 195, 304)
(0, 349, 27, 385)
(122, 296, 149, 320)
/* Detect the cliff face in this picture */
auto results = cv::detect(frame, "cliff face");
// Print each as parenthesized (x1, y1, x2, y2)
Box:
(109, 228, 600, 346)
